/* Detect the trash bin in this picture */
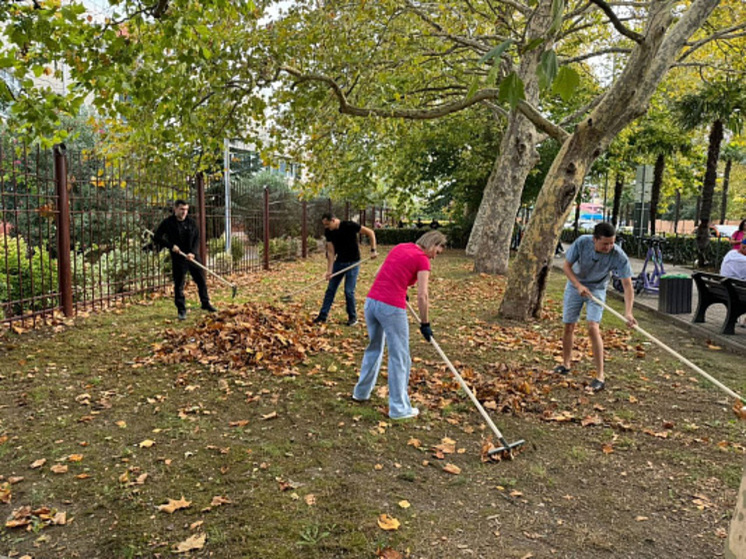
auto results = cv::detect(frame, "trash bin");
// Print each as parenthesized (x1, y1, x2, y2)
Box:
(658, 274, 692, 314)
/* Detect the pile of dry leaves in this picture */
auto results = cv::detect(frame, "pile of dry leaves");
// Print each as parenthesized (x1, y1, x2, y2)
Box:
(144, 302, 332, 373)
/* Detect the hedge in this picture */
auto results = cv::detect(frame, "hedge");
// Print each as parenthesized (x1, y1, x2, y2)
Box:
(373, 224, 472, 249)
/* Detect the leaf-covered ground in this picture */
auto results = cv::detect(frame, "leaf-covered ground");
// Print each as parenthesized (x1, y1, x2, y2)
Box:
(0, 249, 745, 558)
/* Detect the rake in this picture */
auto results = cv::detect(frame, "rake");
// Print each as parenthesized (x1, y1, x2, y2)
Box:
(279, 255, 376, 303)
(405, 301, 525, 459)
(143, 228, 238, 298)
(590, 294, 745, 406)
(174, 248, 238, 299)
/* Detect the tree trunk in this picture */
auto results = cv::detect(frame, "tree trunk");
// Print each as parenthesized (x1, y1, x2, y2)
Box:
(466, 0, 556, 274)
(467, 113, 540, 273)
(573, 190, 582, 235)
(673, 190, 681, 233)
(499, 0, 720, 319)
(721, 158, 732, 225)
(696, 118, 724, 264)
(725, 458, 746, 558)
(611, 172, 624, 227)
(649, 153, 665, 236)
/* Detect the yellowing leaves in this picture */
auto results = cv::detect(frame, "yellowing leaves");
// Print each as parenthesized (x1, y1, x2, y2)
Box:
(139, 439, 156, 448)
(377, 513, 400, 531)
(157, 496, 191, 514)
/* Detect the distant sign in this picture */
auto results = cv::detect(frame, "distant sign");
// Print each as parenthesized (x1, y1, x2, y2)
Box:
(634, 165, 654, 203)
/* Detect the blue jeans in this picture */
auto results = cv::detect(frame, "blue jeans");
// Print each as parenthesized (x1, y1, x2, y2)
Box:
(318, 260, 359, 320)
(353, 298, 415, 419)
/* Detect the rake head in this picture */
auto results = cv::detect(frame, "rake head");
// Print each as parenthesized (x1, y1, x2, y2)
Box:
(487, 438, 526, 460)
(279, 294, 293, 303)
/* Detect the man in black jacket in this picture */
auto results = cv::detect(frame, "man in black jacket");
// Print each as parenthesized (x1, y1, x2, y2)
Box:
(153, 200, 217, 320)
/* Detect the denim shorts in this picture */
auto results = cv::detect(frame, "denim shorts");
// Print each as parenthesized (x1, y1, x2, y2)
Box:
(562, 283, 606, 324)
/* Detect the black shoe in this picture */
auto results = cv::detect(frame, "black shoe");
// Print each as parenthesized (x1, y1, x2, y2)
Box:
(312, 315, 327, 324)
(553, 365, 571, 375)
(177, 310, 187, 321)
(201, 303, 218, 312)
(589, 379, 605, 393)
(346, 318, 358, 327)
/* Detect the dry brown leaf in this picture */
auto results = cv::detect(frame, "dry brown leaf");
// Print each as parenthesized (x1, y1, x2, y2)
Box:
(139, 439, 156, 448)
(157, 496, 191, 514)
(30, 458, 46, 469)
(442, 463, 461, 475)
(376, 548, 404, 559)
(398, 500, 411, 509)
(210, 495, 232, 507)
(67, 454, 84, 462)
(0, 482, 11, 504)
(304, 494, 316, 506)
(261, 411, 278, 420)
(174, 533, 206, 553)
(50, 464, 68, 474)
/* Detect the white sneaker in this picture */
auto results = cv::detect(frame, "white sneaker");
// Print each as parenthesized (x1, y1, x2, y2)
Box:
(391, 407, 419, 420)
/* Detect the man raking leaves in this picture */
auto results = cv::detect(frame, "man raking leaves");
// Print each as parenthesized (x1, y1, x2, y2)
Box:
(151, 199, 219, 320)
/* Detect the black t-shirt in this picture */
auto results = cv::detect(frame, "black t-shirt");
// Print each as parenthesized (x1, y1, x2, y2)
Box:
(324, 220, 362, 262)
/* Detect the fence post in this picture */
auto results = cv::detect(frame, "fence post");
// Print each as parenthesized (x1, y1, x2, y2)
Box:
(54, 144, 73, 317)
(263, 186, 270, 271)
(301, 200, 308, 258)
(196, 172, 207, 265)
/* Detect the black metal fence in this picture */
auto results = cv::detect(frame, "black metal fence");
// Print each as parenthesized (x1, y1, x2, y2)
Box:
(1, 141, 389, 329)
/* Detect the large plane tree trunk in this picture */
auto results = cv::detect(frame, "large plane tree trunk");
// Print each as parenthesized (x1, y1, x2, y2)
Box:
(499, 0, 719, 319)
(466, 0, 556, 274)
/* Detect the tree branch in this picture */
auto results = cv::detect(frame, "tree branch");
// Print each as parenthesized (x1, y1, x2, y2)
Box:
(588, 0, 644, 43)
(516, 100, 570, 143)
(281, 65, 499, 119)
(679, 23, 746, 61)
(561, 47, 632, 64)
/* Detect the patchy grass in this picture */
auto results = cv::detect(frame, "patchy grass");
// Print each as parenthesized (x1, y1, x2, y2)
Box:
(0, 249, 744, 558)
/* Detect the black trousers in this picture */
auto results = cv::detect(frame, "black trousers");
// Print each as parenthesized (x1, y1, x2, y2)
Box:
(172, 257, 210, 312)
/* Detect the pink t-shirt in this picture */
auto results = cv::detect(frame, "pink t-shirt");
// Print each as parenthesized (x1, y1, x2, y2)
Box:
(367, 243, 431, 309)
(732, 230, 744, 250)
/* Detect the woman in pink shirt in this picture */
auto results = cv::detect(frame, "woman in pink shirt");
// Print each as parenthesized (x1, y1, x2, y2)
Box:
(730, 219, 746, 251)
(352, 230, 447, 419)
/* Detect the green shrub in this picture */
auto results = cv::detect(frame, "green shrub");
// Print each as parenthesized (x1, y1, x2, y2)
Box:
(208, 234, 245, 264)
(257, 236, 301, 261)
(211, 252, 233, 274)
(0, 234, 58, 317)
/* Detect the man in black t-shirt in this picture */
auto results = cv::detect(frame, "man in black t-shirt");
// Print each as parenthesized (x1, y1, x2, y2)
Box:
(313, 213, 377, 326)
(153, 200, 217, 321)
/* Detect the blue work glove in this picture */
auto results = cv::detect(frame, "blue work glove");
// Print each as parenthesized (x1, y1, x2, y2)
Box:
(419, 322, 433, 342)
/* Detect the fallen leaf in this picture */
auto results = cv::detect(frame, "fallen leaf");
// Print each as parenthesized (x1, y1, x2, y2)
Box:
(210, 495, 232, 507)
(304, 494, 316, 506)
(406, 438, 422, 448)
(398, 500, 410, 509)
(174, 533, 206, 553)
(157, 496, 191, 514)
(376, 548, 404, 559)
(635, 516, 649, 522)
(377, 513, 401, 531)
(442, 464, 461, 475)
(67, 454, 84, 462)
(139, 439, 156, 448)
(0, 482, 11, 504)
(261, 411, 278, 420)
(50, 464, 68, 474)
(30, 459, 47, 469)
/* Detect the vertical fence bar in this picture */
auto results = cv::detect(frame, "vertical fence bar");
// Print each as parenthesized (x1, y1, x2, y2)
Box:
(263, 186, 270, 271)
(54, 144, 73, 317)
(301, 200, 308, 258)
(345, 202, 350, 221)
(196, 172, 207, 265)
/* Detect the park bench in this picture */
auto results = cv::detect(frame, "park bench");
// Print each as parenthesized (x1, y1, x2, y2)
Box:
(692, 272, 746, 335)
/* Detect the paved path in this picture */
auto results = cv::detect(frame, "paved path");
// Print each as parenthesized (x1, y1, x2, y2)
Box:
(554, 247, 746, 356)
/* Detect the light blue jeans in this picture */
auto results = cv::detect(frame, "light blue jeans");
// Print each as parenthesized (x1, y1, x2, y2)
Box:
(353, 298, 416, 419)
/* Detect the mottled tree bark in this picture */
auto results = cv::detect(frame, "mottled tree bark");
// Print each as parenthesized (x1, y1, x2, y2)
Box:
(611, 173, 624, 227)
(500, 0, 720, 319)
(725, 459, 746, 558)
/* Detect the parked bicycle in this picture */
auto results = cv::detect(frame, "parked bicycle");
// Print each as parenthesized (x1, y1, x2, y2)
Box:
(613, 236, 666, 295)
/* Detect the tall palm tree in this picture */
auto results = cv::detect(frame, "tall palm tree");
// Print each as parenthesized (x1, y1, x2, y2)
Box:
(719, 143, 746, 224)
(675, 79, 746, 265)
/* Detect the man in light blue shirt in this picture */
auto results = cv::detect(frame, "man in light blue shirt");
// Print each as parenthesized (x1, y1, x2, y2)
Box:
(555, 222, 637, 392)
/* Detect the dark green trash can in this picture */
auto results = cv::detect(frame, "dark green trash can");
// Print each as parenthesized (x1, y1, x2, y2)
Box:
(658, 274, 692, 314)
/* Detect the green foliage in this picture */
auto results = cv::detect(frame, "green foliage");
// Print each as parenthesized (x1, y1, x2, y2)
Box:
(257, 237, 301, 261)
(0, 234, 58, 316)
(207, 235, 245, 264)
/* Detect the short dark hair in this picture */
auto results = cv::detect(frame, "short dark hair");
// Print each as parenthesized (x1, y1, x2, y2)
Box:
(174, 199, 189, 207)
(593, 222, 616, 239)
(321, 212, 334, 221)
